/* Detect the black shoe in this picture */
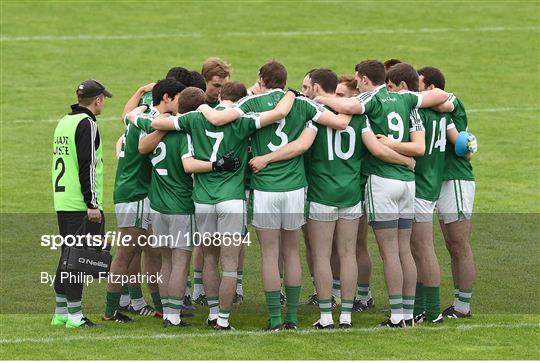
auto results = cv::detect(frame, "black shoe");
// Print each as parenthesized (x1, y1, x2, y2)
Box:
(312, 320, 334, 329)
(118, 304, 130, 312)
(128, 304, 157, 317)
(163, 319, 189, 328)
(353, 297, 374, 312)
(207, 318, 217, 327)
(428, 314, 444, 323)
(102, 311, 132, 323)
(379, 318, 404, 328)
(264, 321, 282, 332)
(233, 293, 244, 305)
(280, 291, 287, 306)
(213, 323, 235, 331)
(414, 312, 426, 324)
(444, 306, 472, 319)
(339, 322, 352, 329)
(194, 294, 208, 306)
(404, 318, 415, 327)
(442, 305, 455, 316)
(282, 321, 297, 330)
(182, 295, 196, 311)
(306, 293, 318, 306)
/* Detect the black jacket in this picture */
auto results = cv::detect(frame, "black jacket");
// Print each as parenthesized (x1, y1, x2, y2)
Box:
(69, 104, 101, 209)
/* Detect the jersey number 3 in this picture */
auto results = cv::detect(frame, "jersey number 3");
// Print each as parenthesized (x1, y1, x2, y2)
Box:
(267, 119, 288, 151)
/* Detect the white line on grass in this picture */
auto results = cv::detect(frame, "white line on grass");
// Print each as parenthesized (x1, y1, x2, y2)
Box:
(7, 107, 539, 124)
(1, 26, 538, 42)
(0, 322, 537, 345)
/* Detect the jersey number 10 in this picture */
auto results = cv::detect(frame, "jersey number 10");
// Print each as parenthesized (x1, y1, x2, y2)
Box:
(326, 126, 356, 161)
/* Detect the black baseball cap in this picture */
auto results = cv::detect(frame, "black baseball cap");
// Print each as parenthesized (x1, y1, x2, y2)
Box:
(76, 80, 113, 98)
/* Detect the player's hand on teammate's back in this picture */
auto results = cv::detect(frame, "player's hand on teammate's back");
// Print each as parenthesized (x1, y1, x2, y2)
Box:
(212, 152, 241, 172)
(87, 208, 102, 223)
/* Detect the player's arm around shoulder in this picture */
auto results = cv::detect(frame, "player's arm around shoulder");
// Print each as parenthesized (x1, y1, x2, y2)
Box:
(249, 125, 317, 173)
(362, 125, 415, 171)
(138, 130, 167, 155)
(121, 82, 155, 120)
(314, 94, 363, 115)
(258, 90, 296, 127)
(197, 104, 241, 127)
(152, 113, 181, 131)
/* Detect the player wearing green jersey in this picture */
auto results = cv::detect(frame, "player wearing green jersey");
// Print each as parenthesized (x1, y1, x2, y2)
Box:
(418, 68, 478, 319)
(249, 68, 415, 329)
(201, 58, 230, 108)
(315, 60, 450, 327)
(152, 81, 296, 329)
(103, 79, 187, 324)
(385, 64, 462, 324)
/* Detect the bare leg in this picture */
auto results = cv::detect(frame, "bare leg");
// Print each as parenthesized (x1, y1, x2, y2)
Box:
(308, 220, 335, 302)
(335, 218, 359, 302)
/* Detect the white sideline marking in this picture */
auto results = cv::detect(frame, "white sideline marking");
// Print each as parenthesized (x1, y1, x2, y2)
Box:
(8, 107, 539, 125)
(0, 322, 537, 345)
(1, 26, 538, 42)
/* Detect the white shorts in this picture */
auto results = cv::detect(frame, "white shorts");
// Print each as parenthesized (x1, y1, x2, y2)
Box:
(414, 197, 437, 223)
(115, 198, 152, 230)
(365, 175, 415, 228)
(195, 200, 246, 235)
(308, 200, 363, 222)
(252, 188, 305, 230)
(151, 213, 194, 250)
(437, 180, 475, 224)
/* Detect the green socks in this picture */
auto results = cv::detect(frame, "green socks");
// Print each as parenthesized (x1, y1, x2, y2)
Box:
(414, 282, 425, 315)
(285, 285, 301, 324)
(425, 286, 441, 320)
(105, 291, 121, 317)
(265, 290, 282, 328)
(151, 292, 162, 313)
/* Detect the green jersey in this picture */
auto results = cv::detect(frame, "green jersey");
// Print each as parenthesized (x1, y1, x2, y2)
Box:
(234, 90, 322, 191)
(113, 108, 158, 204)
(173, 106, 261, 204)
(415, 108, 455, 201)
(307, 112, 370, 207)
(205, 100, 220, 108)
(443, 94, 475, 181)
(139, 91, 153, 107)
(134, 117, 194, 214)
(359, 85, 423, 181)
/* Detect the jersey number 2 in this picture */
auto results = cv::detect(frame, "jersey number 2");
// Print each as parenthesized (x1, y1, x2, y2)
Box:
(54, 158, 66, 192)
(151, 142, 168, 175)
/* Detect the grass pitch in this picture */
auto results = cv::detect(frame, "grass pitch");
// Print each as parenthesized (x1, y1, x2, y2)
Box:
(1, 0, 539, 360)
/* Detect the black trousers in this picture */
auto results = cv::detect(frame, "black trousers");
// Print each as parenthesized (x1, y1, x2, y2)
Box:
(54, 211, 105, 301)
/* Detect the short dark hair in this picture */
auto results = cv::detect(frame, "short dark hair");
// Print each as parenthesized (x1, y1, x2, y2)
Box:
(166, 67, 191, 84)
(179, 87, 205, 114)
(418, 66, 445, 90)
(189, 71, 207, 91)
(309, 68, 338, 94)
(305, 68, 317, 77)
(152, 79, 186, 106)
(259, 60, 287, 89)
(383, 58, 402, 71)
(220, 81, 247, 103)
(386, 63, 419, 92)
(355, 59, 386, 86)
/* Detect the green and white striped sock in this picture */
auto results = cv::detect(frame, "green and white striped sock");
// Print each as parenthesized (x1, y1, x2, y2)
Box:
(389, 294, 403, 324)
(55, 293, 67, 316)
(193, 270, 204, 298)
(168, 296, 183, 325)
(67, 299, 83, 323)
(161, 296, 170, 320)
(357, 283, 371, 303)
(120, 286, 130, 307)
(453, 285, 459, 306)
(236, 270, 244, 295)
(332, 279, 341, 298)
(217, 308, 230, 327)
(318, 298, 333, 326)
(207, 296, 219, 320)
(340, 299, 353, 324)
(403, 295, 415, 320)
(455, 288, 472, 314)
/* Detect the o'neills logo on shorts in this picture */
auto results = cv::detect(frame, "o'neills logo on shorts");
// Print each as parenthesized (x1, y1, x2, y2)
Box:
(78, 257, 108, 268)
